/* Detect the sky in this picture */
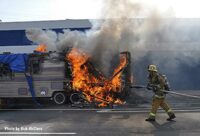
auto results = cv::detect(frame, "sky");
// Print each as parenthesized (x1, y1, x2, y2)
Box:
(0, 0, 200, 22)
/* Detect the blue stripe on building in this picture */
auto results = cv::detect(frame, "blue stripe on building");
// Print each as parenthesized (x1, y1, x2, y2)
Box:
(0, 27, 90, 46)
(0, 19, 92, 46)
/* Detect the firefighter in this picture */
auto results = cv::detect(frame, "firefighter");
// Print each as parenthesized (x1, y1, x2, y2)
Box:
(145, 64, 176, 121)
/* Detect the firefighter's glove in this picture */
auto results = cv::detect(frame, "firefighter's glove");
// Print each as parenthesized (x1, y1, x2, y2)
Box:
(164, 87, 171, 94)
(146, 84, 152, 90)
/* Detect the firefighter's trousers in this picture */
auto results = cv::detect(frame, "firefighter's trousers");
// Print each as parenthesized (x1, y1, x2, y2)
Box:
(148, 97, 174, 119)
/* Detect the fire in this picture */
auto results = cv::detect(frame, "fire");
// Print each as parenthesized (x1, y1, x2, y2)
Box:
(67, 48, 127, 107)
(35, 44, 47, 52)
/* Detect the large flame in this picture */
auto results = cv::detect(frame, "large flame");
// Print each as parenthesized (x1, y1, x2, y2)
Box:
(35, 44, 47, 52)
(67, 48, 127, 107)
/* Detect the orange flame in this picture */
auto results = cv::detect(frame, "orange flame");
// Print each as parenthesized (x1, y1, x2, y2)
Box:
(35, 44, 47, 52)
(67, 48, 127, 107)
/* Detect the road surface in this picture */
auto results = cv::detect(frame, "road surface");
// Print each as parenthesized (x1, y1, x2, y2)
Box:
(0, 108, 200, 136)
(0, 90, 200, 135)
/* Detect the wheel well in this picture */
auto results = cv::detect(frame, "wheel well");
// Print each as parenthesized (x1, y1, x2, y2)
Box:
(52, 91, 66, 97)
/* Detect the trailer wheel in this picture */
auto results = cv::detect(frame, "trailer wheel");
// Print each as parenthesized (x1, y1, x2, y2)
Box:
(53, 92, 66, 105)
(70, 93, 82, 104)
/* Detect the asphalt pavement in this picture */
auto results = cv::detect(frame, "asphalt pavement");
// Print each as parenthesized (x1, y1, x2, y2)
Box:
(0, 108, 200, 136)
(0, 90, 200, 135)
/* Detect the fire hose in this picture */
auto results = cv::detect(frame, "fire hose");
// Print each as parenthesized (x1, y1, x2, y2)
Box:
(130, 85, 200, 99)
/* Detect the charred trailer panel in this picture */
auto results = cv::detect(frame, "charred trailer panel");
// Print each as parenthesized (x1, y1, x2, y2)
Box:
(59, 48, 73, 95)
(119, 51, 132, 100)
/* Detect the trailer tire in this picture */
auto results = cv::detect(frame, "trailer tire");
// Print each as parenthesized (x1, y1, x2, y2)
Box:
(70, 93, 81, 104)
(53, 92, 66, 105)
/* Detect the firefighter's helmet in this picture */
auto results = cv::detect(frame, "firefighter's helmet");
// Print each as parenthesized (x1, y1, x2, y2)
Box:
(148, 64, 158, 72)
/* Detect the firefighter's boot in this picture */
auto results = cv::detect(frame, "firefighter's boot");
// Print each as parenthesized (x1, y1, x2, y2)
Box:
(167, 114, 176, 121)
(146, 112, 156, 121)
(145, 118, 155, 121)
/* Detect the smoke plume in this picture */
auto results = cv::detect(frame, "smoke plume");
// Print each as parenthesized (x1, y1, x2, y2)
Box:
(25, 0, 200, 89)
(26, 28, 57, 51)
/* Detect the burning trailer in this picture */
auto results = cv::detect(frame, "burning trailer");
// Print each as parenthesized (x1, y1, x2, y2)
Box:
(0, 45, 132, 107)
(66, 48, 132, 107)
